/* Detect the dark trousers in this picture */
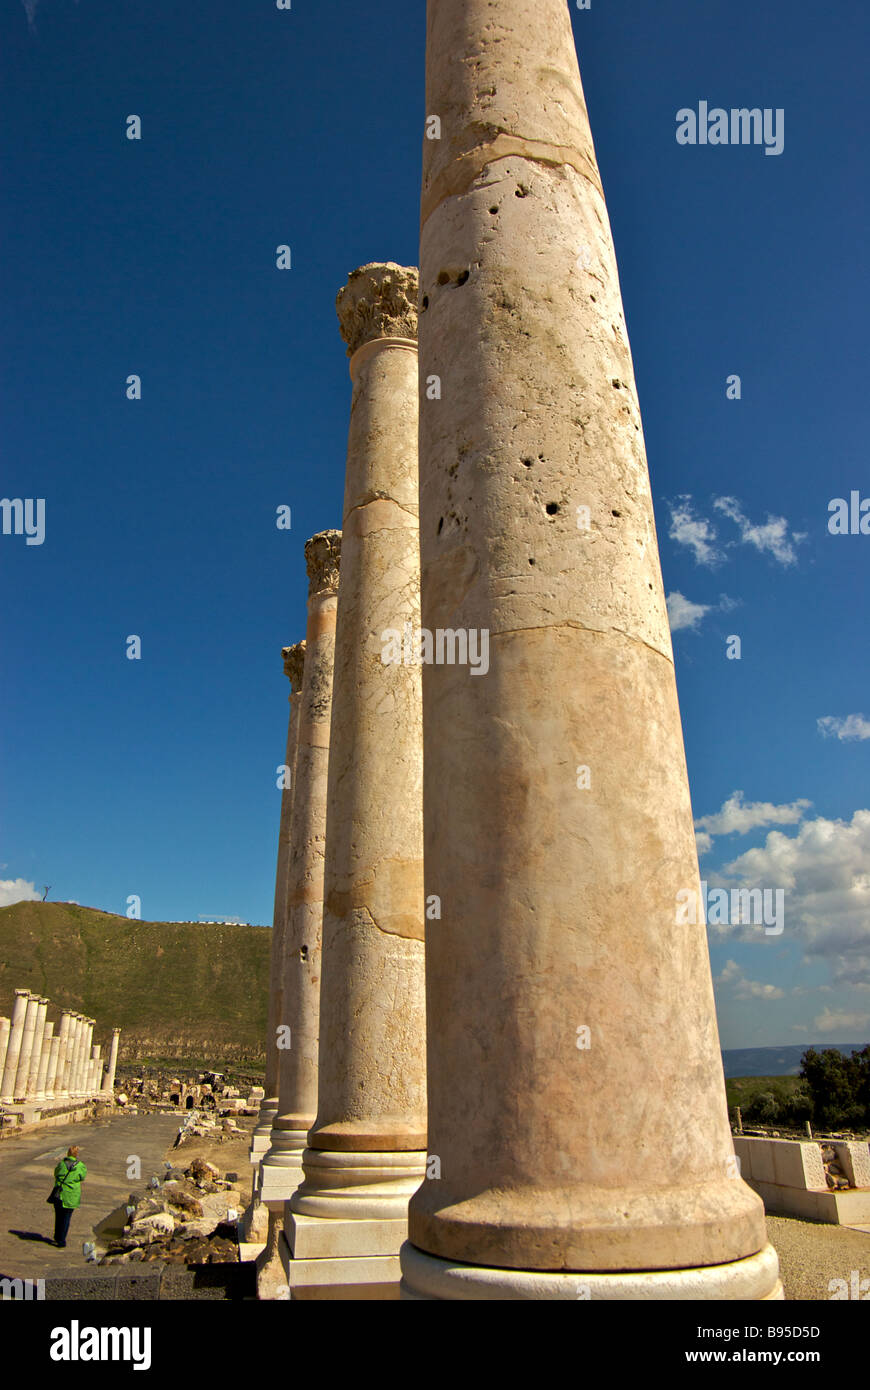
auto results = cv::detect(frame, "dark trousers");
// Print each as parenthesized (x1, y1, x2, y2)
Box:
(52, 1199, 73, 1247)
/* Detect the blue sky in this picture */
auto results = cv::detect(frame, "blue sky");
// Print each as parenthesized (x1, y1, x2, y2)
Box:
(2, 0, 868, 1049)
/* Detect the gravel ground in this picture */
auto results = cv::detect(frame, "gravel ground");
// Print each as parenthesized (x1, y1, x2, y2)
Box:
(767, 1215, 870, 1300)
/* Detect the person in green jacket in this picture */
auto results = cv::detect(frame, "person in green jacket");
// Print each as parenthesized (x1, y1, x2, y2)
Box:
(51, 1146, 87, 1248)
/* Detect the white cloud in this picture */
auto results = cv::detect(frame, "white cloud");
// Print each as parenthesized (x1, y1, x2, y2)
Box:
(668, 497, 722, 566)
(818, 714, 870, 742)
(695, 790, 811, 839)
(812, 1008, 870, 1036)
(695, 830, 714, 856)
(713, 495, 805, 566)
(714, 959, 785, 1000)
(0, 878, 41, 908)
(713, 809, 870, 985)
(667, 591, 712, 632)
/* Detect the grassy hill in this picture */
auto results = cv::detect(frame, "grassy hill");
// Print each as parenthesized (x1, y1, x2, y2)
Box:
(0, 901, 270, 1068)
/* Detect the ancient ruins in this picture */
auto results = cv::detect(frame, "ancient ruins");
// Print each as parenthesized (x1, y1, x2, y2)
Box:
(243, 0, 790, 1301)
(0, 988, 120, 1131)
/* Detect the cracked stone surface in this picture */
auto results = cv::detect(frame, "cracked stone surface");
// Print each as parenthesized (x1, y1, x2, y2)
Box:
(308, 264, 426, 1155)
(407, 0, 771, 1280)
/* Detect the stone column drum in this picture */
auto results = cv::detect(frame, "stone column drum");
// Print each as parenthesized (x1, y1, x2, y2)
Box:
(251, 640, 307, 1165)
(83, 1023, 95, 1093)
(0, 1018, 10, 1088)
(45, 1034, 62, 1099)
(60, 1011, 79, 1095)
(1, 991, 30, 1102)
(401, 0, 781, 1300)
(13, 993, 39, 1100)
(56, 1013, 73, 1098)
(288, 265, 426, 1294)
(102, 1027, 121, 1096)
(259, 532, 342, 1212)
(35, 1021, 55, 1101)
(25, 997, 49, 1098)
(71, 1015, 87, 1096)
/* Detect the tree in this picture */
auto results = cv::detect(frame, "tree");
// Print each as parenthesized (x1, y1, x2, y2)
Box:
(800, 1048, 866, 1129)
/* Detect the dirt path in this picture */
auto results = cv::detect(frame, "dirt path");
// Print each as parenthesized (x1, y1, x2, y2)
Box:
(0, 1112, 179, 1282)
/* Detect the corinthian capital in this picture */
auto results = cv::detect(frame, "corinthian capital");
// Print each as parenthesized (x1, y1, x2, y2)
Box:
(336, 262, 419, 357)
(305, 530, 342, 598)
(282, 639, 306, 690)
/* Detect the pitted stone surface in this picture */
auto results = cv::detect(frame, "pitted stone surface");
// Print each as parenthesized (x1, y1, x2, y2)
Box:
(407, 0, 771, 1281)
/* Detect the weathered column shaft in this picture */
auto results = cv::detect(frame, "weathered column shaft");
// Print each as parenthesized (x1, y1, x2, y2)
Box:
(58, 1012, 76, 1096)
(259, 531, 341, 1210)
(25, 998, 49, 1098)
(402, 0, 779, 1300)
(71, 1015, 87, 1095)
(55, 1013, 71, 1097)
(251, 642, 306, 1163)
(45, 1034, 62, 1099)
(13, 994, 39, 1099)
(35, 1021, 55, 1100)
(102, 1027, 121, 1095)
(1, 991, 29, 1102)
(84, 1022, 95, 1092)
(289, 265, 426, 1290)
(0, 1018, 10, 1088)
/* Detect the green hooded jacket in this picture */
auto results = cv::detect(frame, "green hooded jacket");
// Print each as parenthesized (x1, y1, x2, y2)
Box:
(53, 1157, 87, 1209)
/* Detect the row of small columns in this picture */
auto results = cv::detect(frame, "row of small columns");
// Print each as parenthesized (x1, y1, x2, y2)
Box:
(0, 990, 121, 1106)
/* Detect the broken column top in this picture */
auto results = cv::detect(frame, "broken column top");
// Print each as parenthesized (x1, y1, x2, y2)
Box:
(282, 640, 307, 690)
(336, 263, 419, 356)
(304, 530, 342, 598)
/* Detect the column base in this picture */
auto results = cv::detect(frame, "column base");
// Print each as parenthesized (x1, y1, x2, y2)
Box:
(258, 1127, 307, 1210)
(249, 1104, 279, 1162)
(282, 1148, 426, 1297)
(399, 1241, 784, 1301)
(289, 1147, 427, 1220)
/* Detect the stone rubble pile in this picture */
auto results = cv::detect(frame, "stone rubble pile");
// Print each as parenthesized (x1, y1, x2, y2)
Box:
(115, 1070, 264, 1118)
(99, 1158, 245, 1267)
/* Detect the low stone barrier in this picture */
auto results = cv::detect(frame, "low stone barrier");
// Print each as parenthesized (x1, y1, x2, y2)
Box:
(734, 1136, 870, 1225)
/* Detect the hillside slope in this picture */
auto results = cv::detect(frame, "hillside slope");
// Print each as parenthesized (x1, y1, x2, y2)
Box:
(0, 901, 270, 1066)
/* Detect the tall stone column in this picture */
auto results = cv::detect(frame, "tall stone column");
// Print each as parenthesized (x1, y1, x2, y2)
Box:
(1, 991, 29, 1102)
(13, 993, 39, 1101)
(251, 640, 307, 1165)
(287, 265, 426, 1299)
(71, 1015, 87, 1096)
(25, 998, 49, 1098)
(83, 1021, 95, 1093)
(55, 1013, 72, 1098)
(57, 1012, 76, 1097)
(401, 0, 780, 1301)
(0, 1018, 10, 1088)
(258, 530, 341, 1265)
(102, 1027, 121, 1096)
(45, 1034, 62, 1100)
(90, 1045, 102, 1094)
(35, 1021, 55, 1101)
